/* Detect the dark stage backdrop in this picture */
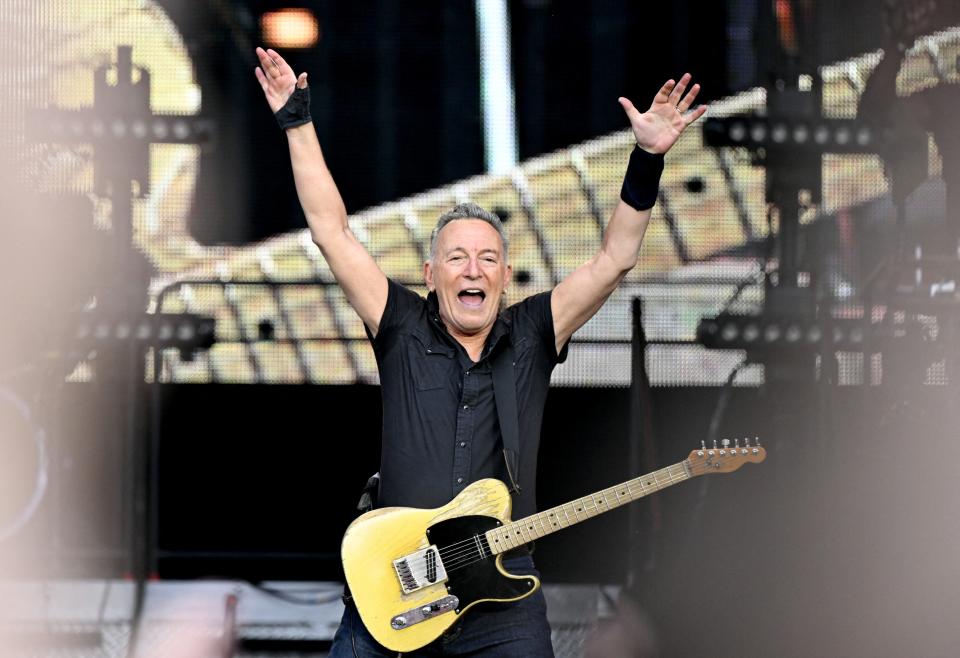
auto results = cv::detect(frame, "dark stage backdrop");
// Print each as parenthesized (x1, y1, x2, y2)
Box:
(153, 384, 775, 584)
(155, 384, 638, 582)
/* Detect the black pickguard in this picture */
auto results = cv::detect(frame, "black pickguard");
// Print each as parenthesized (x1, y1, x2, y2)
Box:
(425, 515, 536, 611)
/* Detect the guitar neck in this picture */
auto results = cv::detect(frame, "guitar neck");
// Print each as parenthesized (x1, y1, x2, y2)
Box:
(485, 460, 692, 555)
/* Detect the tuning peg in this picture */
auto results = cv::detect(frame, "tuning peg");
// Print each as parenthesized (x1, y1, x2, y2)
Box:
(734, 438, 740, 448)
(755, 436, 761, 446)
(744, 437, 750, 447)
(713, 440, 718, 449)
(701, 440, 706, 450)
(721, 439, 730, 448)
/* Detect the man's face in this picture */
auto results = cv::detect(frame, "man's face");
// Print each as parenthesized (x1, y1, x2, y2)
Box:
(424, 219, 511, 340)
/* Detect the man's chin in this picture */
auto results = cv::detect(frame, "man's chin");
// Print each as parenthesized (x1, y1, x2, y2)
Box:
(449, 314, 493, 335)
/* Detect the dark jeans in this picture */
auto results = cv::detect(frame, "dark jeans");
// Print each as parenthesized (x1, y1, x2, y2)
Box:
(329, 555, 555, 657)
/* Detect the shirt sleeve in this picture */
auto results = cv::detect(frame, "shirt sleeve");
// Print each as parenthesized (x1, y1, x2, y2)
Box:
(365, 278, 424, 347)
(514, 289, 569, 365)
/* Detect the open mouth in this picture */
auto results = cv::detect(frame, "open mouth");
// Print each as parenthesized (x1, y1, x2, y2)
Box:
(457, 288, 486, 308)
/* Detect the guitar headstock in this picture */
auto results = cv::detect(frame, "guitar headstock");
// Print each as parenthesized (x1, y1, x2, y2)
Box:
(687, 437, 766, 476)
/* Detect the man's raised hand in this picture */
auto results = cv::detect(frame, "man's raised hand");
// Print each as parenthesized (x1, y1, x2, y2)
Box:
(618, 73, 707, 155)
(254, 47, 307, 114)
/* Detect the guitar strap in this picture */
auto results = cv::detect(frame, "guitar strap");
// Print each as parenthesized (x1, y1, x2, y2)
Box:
(491, 341, 522, 494)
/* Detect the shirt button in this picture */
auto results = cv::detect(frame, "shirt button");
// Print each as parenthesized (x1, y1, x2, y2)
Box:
(460, 442, 466, 447)
(457, 477, 464, 484)
(463, 404, 469, 410)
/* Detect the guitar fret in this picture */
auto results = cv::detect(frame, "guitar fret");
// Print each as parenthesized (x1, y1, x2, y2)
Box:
(486, 459, 695, 555)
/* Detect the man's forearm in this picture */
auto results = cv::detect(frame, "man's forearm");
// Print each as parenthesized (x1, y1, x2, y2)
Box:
(284, 122, 349, 246)
(598, 201, 652, 275)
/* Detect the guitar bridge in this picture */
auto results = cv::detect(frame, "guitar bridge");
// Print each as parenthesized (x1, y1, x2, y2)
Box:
(393, 545, 448, 594)
(391, 595, 459, 630)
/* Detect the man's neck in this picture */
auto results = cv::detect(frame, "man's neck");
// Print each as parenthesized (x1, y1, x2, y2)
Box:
(450, 330, 489, 363)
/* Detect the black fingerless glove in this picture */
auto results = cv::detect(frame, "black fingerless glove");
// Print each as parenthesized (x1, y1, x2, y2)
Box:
(620, 145, 664, 211)
(275, 86, 312, 130)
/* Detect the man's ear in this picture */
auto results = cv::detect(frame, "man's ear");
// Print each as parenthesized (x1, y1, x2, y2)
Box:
(424, 260, 435, 291)
(503, 263, 512, 290)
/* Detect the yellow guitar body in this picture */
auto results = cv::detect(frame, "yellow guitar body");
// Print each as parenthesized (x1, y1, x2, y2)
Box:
(340, 478, 540, 653)
(339, 442, 767, 652)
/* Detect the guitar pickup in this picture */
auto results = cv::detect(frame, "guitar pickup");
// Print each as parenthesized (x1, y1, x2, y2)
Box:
(391, 595, 459, 630)
(393, 545, 448, 594)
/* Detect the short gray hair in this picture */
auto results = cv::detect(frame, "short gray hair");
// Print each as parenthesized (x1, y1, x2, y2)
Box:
(429, 203, 508, 262)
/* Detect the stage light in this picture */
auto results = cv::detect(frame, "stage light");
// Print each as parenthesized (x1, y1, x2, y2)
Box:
(703, 117, 879, 153)
(33, 112, 213, 145)
(152, 120, 169, 139)
(814, 124, 830, 145)
(721, 322, 740, 341)
(172, 120, 190, 140)
(729, 122, 747, 142)
(697, 314, 927, 353)
(834, 125, 850, 146)
(771, 123, 788, 144)
(764, 324, 781, 342)
(176, 322, 195, 342)
(261, 9, 320, 49)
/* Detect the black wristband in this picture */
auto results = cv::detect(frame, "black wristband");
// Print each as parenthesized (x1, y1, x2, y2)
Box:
(620, 145, 664, 211)
(274, 86, 312, 130)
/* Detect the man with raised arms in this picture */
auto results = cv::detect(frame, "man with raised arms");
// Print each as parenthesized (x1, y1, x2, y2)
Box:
(254, 46, 705, 657)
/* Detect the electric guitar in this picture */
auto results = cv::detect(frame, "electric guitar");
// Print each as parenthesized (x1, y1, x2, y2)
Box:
(341, 439, 766, 652)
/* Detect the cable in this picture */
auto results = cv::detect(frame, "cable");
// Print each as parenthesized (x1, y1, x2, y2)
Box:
(0, 388, 49, 543)
(707, 360, 750, 448)
(716, 204, 778, 316)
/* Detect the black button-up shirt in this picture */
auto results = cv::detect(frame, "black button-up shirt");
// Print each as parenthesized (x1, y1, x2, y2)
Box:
(367, 279, 568, 520)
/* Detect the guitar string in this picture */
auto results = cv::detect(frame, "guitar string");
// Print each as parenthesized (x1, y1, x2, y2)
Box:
(403, 468, 692, 580)
(428, 464, 691, 560)
(414, 467, 694, 577)
(398, 458, 748, 580)
(438, 469, 689, 572)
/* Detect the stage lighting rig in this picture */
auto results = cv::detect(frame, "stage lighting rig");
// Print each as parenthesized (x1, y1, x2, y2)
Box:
(696, 312, 927, 354)
(703, 117, 876, 154)
(694, 0, 960, 385)
(73, 312, 215, 362)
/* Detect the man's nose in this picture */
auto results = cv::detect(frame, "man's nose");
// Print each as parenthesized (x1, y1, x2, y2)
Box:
(465, 257, 481, 277)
